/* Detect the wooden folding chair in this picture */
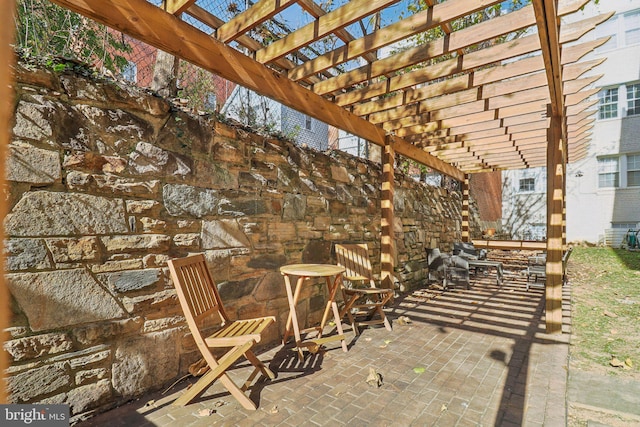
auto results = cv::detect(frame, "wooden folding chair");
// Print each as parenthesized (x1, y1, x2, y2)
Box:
(167, 254, 275, 410)
(334, 243, 393, 335)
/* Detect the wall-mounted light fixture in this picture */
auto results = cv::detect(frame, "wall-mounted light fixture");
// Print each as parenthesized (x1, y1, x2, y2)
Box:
(575, 170, 584, 178)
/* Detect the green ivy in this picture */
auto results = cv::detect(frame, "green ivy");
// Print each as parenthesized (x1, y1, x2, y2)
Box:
(15, 0, 131, 75)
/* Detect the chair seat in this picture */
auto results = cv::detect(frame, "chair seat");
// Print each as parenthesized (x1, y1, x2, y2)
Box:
(206, 317, 275, 347)
(344, 287, 393, 296)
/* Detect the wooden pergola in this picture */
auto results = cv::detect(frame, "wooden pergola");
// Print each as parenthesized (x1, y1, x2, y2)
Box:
(1, 0, 611, 347)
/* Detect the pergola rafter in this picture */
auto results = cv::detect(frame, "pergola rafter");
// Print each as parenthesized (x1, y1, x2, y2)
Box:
(41, 0, 610, 173)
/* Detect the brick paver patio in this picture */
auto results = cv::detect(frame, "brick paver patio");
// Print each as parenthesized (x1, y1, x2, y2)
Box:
(79, 267, 570, 427)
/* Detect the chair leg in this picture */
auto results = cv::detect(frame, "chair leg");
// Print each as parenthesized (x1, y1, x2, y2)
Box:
(347, 310, 358, 335)
(377, 293, 392, 331)
(377, 306, 392, 331)
(173, 340, 256, 409)
(340, 294, 360, 335)
(219, 372, 258, 410)
(244, 350, 275, 380)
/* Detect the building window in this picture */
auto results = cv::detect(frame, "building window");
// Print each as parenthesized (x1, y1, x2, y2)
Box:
(305, 115, 312, 131)
(518, 177, 535, 192)
(594, 14, 618, 52)
(121, 61, 137, 83)
(612, 222, 638, 229)
(628, 154, 640, 186)
(624, 10, 640, 46)
(627, 84, 640, 116)
(598, 157, 619, 188)
(598, 88, 618, 119)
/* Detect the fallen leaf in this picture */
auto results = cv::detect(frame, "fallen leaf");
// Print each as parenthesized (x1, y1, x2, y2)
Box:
(196, 408, 215, 417)
(413, 367, 426, 374)
(189, 358, 209, 376)
(625, 358, 633, 369)
(440, 404, 448, 412)
(610, 356, 625, 368)
(366, 367, 383, 387)
(384, 339, 392, 344)
(268, 405, 279, 414)
(603, 310, 618, 318)
(397, 316, 412, 325)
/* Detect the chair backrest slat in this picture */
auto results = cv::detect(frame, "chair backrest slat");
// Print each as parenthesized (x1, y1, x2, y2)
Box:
(335, 243, 375, 287)
(168, 254, 228, 324)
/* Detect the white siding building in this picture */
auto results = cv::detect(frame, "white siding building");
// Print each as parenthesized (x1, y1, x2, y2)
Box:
(503, 0, 640, 245)
(222, 86, 329, 151)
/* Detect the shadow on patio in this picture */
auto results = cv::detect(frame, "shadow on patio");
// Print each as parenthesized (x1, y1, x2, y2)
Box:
(78, 264, 571, 427)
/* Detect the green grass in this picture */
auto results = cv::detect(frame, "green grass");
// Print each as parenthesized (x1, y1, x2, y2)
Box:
(569, 247, 640, 377)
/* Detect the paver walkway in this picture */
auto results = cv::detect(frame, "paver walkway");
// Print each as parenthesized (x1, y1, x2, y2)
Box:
(78, 267, 574, 427)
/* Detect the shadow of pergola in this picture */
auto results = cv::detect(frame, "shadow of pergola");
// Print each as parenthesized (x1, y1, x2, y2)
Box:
(386, 267, 571, 426)
(76, 259, 572, 427)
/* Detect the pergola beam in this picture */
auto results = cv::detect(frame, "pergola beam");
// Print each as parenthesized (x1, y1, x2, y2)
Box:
(288, 0, 505, 82)
(335, 34, 607, 108)
(215, 0, 297, 43)
(184, 5, 324, 85)
(164, 0, 195, 15)
(296, 0, 378, 64)
(313, 4, 536, 96)
(51, 0, 464, 181)
(359, 56, 602, 120)
(320, 10, 606, 99)
(255, 0, 398, 64)
(47, 0, 606, 175)
(376, 75, 597, 135)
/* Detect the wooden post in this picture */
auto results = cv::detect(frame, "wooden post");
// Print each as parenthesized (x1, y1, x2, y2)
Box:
(562, 157, 567, 248)
(381, 135, 396, 292)
(1, 0, 16, 403)
(545, 110, 564, 334)
(151, 50, 180, 98)
(461, 174, 470, 243)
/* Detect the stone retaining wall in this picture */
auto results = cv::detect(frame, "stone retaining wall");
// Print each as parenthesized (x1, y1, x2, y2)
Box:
(3, 64, 471, 421)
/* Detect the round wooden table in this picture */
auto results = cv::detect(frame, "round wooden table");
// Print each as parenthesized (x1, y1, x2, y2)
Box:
(280, 264, 348, 359)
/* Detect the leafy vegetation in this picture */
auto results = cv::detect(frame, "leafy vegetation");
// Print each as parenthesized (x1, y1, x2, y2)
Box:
(396, 0, 532, 63)
(15, 0, 131, 74)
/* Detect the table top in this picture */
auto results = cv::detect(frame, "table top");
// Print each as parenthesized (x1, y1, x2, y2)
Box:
(467, 259, 503, 267)
(280, 263, 345, 277)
